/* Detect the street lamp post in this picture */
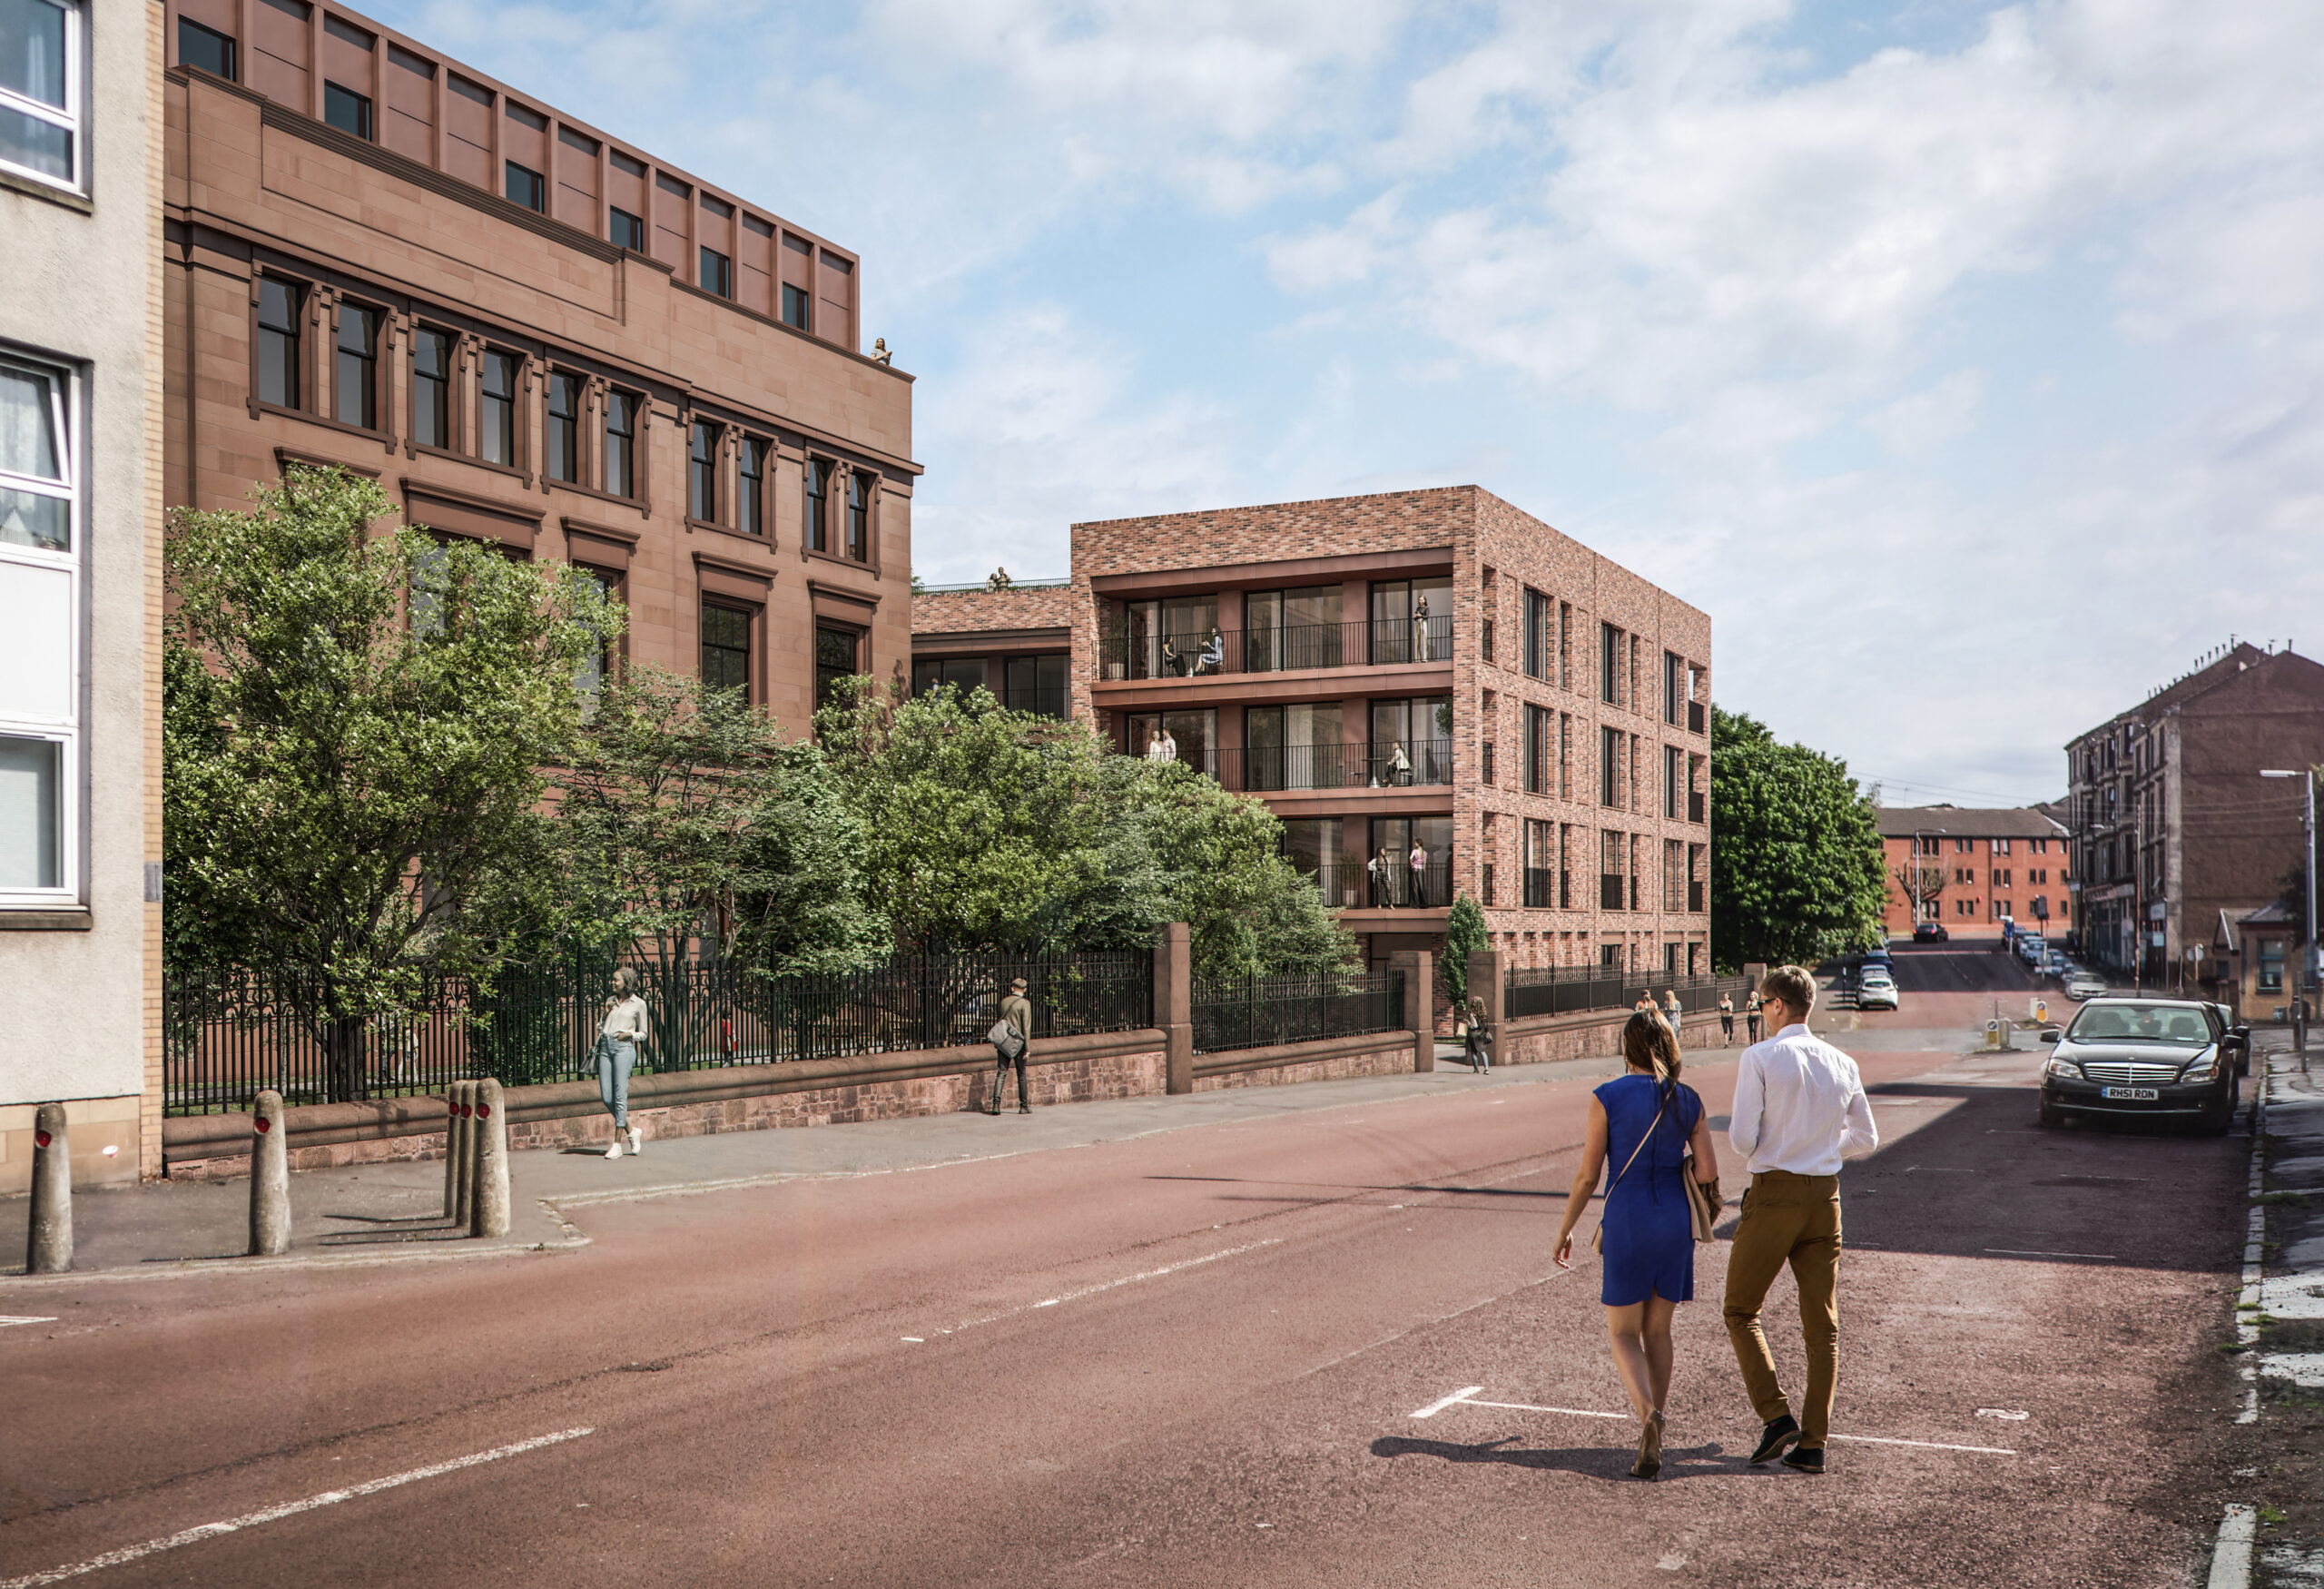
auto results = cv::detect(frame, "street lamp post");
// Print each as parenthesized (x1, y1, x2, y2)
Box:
(2261, 767, 2318, 1055)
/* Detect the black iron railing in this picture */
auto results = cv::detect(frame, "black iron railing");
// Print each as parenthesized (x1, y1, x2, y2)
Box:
(1099, 617, 1454, 680)
(1191, 968, 1404, 1054)
(1199, 739, 1453, 793)
(163, 951, 1153, 1115)
(1504, 968, 1748, 1022)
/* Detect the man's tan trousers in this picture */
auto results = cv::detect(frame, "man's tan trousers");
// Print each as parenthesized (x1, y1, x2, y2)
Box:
(1722, 1170, 1842, 1447)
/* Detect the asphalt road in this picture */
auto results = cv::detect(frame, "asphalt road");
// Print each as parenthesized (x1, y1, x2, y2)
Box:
(0, 1028, 2252, 1588)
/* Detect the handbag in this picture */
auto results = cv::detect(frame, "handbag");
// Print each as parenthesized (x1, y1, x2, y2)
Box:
(1681, 1153, 1718, 1242)
(987, 1018, 1025, 1061)
(1589, 1086, 1670, 1255)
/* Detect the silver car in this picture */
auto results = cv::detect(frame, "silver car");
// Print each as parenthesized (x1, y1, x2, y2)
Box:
(1856, 971, 1898, 1011)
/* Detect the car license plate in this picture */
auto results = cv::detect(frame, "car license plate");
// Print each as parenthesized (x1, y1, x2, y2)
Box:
(2101, 1086, 2159, 1100)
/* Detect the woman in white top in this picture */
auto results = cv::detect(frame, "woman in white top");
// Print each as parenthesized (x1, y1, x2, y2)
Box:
(597, 966, 649, 1159)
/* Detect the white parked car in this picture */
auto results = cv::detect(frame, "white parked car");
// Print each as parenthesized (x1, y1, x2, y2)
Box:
(1856, 971, 1899, 1011)
(2064, 972, 2107, 1001)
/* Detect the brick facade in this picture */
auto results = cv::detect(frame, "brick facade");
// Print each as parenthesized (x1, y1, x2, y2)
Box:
(1061, 488, 1712, 974)
(162, 0, 917, 738)
(1877, 805, 2071, 941)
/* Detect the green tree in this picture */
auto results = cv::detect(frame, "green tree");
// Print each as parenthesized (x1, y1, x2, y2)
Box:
(1440, 893, 1490, 1006)
(546, 668, 887, 979)
(164, 467, 620, 1100)
(815, 680, 1355, 977)
(1709, 706, 1887, 971)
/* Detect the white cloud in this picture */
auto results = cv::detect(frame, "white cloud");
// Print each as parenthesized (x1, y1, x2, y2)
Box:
(1863, 369, 1984, 458)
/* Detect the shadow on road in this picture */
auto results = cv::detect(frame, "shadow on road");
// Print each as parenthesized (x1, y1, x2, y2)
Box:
(1371, 1434, 1751, 1483)
(1837, 1073, 2246, 1274)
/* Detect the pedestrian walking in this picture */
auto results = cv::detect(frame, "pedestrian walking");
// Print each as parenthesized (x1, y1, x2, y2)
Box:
(1718, 992, 1736, 1044)
(1463, 996, 1491, 1072)
(1407, 838, 1428, 906)
(1634, 992, 1656, 1014)
(1554, 1011, 1723, 1479)
(596, 967, 649, 1160)
(1722, 965, 1879, 1474)
(1663, 988, 1681, 1030)
(986, 976, 1036, 1115)
(1744, 989, 1762, 1043)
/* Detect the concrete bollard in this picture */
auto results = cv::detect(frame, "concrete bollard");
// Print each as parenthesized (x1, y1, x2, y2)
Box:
(448, 1081, 477, 1229)
(25, 1102, 72, 1274)
(469, 1078, 510, 1239)
(248, 1090, 290, 1256)
(441, 1081, 469, 1222)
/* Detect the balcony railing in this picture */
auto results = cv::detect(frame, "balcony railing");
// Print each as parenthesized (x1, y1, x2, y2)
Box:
(1099, 617, 1454, 680)
(1523, 867, 1552, 908)
(1689, 881, 1705, 913)
(1295, 860, 1454, 911)
(1689, 791, 1706, 824)
(1190, 740, 1453, 794)
(1688, 701, 1706, 734)
(1601, 873, 1625, 911)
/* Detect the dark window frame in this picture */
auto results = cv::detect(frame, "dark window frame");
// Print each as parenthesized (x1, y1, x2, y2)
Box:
(803, 456, 829, 552)
(814, 622, 862, 711)
(699, 246, 733, 299)
(782, 282, 811, 331)
(688, 419, 719, 523)
(543, 370, 581, 484)
(845, 469, 871, 562)
(603, 389, 639, 499)
(254, 275, 303, 411)
(735, 434, 768, 536)
(609, 207, 645, 252)
(477, 348, 521, 470)
(504, 160, 545, 212)
(332, 298, 381, 431)
(700, 600, 753, 699)
(178, 17, 237, 80)
(409, 324, 452, 451)
(322, 81, 372, 140)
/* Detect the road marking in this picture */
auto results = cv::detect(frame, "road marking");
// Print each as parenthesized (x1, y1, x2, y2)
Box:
(1903, 1166, 1974, 1174)
(1406, 1387, 2015, 1454)
(2209, 1504, 2257, 1589)
(1975, 1408, 2030, 1421)
(1409, 1386, 1484, 1418)
(0, 1427, 594, 1589)
(0, 1317, 58, 1327)
(933, 1239, 1284, 1337)
(1984, 1248, 2119, 1260)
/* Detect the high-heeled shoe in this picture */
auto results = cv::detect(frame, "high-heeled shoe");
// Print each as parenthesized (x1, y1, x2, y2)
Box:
(1631, 1409, 1664, 1479)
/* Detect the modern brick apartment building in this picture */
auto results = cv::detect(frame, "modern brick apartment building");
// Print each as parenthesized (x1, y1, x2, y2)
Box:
(910, 578, 1073, 718)
(1876, 805, 2070, 942)
(971, 488, 1715, 975)
(2, 0, 166, 1190)
(2065, 642, 2324, 986)
(162, 0, 915, 733)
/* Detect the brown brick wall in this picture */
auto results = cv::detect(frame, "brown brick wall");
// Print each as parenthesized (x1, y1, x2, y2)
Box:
(912, 585, 1078, 636)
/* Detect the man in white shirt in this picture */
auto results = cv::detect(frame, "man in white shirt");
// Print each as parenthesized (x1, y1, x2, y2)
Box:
(1723, 964, 1878, 1474)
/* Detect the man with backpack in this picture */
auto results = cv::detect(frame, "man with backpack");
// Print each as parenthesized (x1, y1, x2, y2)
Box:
(986, 977, 1035, 1115)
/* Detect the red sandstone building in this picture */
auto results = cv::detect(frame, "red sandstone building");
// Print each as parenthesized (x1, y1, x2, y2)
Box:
(1876, 804, 2071, 942)
(162, 0, 914, 729)
(914, 489, 1713, 974)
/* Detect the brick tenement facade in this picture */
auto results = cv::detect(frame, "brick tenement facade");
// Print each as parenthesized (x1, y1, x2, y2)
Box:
(161, 0, 917, 736)
(910, 582, 1075, 716)
(1060, 489, 1712, 974)
(2064, 643, 2324, 985)
(1877, 805, 2071, 941)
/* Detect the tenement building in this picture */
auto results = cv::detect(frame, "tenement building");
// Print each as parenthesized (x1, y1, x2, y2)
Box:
(3, 0, 166, 1189)
(2065, 642, 2324, 986)
(1876, 804, 2070, 941)
(1051, 489, 1712, 975)
(162, 0, 916, 732)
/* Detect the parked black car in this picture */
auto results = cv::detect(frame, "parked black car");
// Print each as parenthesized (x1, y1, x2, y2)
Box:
(1913, 922, 1949, 943)
(2038, 998, 2246, 1134)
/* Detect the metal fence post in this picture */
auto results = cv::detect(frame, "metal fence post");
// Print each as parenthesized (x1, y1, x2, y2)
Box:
(25, 1102, 71, 1274)
(1157, 923, 1192, 1094)
(470, 1078, 510, 1239)
(249, 1089, 290, 1256)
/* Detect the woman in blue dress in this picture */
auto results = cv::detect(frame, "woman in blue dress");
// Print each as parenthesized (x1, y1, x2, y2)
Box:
(1553, 1010, 1724, 1478)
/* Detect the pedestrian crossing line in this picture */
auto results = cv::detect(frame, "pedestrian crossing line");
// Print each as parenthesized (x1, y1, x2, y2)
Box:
(0, 1317, 58, 1327)
(1406, 1386, 2017, 1454)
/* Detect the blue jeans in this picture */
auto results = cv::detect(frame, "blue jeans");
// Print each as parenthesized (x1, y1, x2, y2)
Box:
(596, 1035, 636, 1130)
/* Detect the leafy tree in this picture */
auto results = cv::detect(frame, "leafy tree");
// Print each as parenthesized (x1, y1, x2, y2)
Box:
(815, 680, 1356, 977)
(545, 668, 887, 980)
(1440, 893, 1490, 1006)
(164, 467, 619, 1100)
(1709, 706, 1887, 971)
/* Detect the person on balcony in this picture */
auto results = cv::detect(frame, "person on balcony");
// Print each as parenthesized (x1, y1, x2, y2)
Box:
(1370, 846, 1391, 907)
(1413, 594, 1433, 663)
(1388, 740, 1412, 786)
(1195, 627, 1225, 676)
(1408, 839, 1430, 907)
(1160, 634, 1182, 676)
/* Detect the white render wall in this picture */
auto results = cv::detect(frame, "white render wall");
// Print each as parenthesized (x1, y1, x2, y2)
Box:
(0, 0, 161, 1186)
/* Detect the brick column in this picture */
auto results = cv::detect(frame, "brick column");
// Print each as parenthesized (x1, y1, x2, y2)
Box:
(1469, 948, 1504, 1070)
(1156, 922, 1192, 1094)
(1393, 950, 1434, 1072)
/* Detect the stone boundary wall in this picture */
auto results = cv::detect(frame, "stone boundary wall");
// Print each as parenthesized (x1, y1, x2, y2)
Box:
(162, 1030, 1169, 1180)
(1497, 1004, 1728, 1067)
(1192, 1031, 1423, 1092)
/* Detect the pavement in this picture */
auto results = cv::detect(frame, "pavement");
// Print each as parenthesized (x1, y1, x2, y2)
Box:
(2240, 1033, 2324, 1584)
(0, 1003, 2268, 1588)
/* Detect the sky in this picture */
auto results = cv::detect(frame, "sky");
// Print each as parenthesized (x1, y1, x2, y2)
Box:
(371, 0, 2324, 808)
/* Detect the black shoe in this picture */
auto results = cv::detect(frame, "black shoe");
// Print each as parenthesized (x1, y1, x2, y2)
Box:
(1018, 1105, 1032, 1114)
(1780, 1445, 1825, 1474)
(1748, 1415, 1801, 1465)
